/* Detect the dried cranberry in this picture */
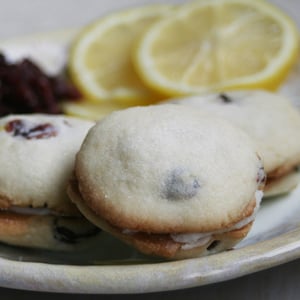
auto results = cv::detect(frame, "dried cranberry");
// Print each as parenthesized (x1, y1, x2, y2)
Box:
(5, 119, 58, 140)
(162, 168, 200, 201)
(219, 93, 232, 103)
(0, 53, 81, 116)
(53, 217, 101, 244)
(257, 166, 266, 186)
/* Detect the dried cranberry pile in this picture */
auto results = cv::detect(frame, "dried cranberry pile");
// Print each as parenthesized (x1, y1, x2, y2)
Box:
(0, 53, 81, 116)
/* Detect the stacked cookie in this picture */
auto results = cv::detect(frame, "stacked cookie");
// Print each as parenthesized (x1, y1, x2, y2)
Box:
(68, 105, 265, 259)
(0, 114, 99, 250)
(171, 90, 300, 197)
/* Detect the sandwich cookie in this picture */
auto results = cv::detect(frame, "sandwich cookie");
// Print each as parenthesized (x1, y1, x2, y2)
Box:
(0, 114, 99, 250)
(68, 105, 265, 259)
(171, 90, 300, 197)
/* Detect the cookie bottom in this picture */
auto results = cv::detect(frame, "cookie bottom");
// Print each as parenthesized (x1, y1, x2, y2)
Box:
(264, 169, 300, 198)
(0, 212, 100, 251)
(117, 223, 252, 259)
(68, 181, 253, 259)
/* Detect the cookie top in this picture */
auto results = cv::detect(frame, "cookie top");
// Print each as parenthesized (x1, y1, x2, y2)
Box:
(0, 114, 94, 214)
(75, 105, 263, 233)
(171, 90, 300, 175)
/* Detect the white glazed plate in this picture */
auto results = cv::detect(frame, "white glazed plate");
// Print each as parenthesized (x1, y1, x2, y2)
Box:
(1, 28, 300, 294)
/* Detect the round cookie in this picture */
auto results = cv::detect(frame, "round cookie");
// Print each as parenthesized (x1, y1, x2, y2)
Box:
(69, 105, 265, 259)
(0, 114, 100, 250)
(0, 114, 94, 214)
(171, 90, 300, 197)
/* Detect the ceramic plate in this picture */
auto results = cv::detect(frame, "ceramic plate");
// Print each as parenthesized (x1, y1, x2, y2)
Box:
(1, 27, 300, 294)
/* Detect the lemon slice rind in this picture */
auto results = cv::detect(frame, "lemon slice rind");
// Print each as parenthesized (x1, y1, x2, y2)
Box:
(69, 5, 173, 103)
(134, 0, 300, 96)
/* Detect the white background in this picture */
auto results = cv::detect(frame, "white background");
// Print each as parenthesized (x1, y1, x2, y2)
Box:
(0, 0, 299, 40)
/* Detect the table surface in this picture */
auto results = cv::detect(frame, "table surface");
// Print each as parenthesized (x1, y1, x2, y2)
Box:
(0, 0, 300, 299)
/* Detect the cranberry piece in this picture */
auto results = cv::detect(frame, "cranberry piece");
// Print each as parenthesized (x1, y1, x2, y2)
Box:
(5, 119, 58, 140)
(219, 93, 232, 103)
(162, 168, 200, 200)
(0, 53, 81, 116)
(53, 217, 100, 244)
(257, 166, 266, 186)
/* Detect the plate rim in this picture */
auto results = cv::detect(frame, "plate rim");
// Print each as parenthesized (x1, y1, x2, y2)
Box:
(0, 227, 300, 294)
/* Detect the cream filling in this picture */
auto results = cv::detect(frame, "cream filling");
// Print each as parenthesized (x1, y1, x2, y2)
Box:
(6, 206, 55, 216)
(170, 190, 263, 250)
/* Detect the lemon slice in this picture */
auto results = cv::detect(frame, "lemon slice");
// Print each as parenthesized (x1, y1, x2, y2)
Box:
(68, 5, 172, 104)
(134, 0, 300, 96)
(62, 101, 129, 121)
